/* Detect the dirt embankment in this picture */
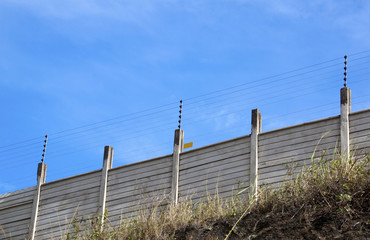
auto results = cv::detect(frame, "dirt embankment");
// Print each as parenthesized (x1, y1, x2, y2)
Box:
(174, 206, 370, 239)
(174, 155, 370, 240)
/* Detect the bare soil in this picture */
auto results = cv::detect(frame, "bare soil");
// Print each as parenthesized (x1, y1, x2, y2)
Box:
(174, 210, 369, 239)
(174, 190, 370, 240)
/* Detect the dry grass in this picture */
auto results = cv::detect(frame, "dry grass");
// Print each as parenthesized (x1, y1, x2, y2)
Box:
(55, 150, 370, 239)
(257, 150, 369, 215)
(65, 193, 250, 240)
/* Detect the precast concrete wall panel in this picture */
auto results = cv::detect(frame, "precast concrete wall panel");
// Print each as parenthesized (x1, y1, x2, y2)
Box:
(34, 170, 101, 240)
(106, 155, 172, 227)
(258, 116, 340, 188)
(179, 136, 250, 202)
(349, 109, 370, 155)
(0, 108, 369, 237)
(0, 186, 35, 240)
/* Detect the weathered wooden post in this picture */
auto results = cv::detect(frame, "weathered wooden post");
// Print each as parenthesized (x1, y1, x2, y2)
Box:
(171, 129, 184, 205)
(340, 87, 351, 157)
(98, 146, 113, 230)
(250, 109, 261, 197)
(29, 162, 47, 240)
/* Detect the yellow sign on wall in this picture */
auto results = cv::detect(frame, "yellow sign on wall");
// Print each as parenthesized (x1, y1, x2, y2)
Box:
(184, 142, 193, 149)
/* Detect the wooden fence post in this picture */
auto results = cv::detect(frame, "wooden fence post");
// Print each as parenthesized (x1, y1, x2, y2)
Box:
(171, 129, 184, 205)
(98, 146, 113, 230)
(340, 87, 351, 157)
(250, 109, 261, 197)
(28, 162, 47, 240)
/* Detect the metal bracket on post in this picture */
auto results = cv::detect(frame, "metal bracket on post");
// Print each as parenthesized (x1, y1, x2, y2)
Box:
(250, 109, 261, 197)
(99, 146, 113, 230)
(171, 128, 184, 205)
(29, 162, 47, 240)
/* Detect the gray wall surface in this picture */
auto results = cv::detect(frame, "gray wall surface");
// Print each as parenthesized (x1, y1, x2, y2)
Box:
(349, 110, 370, 155)
(106, 155, 173, 226)
(258, 115, 340, 188)
(0, 186, 35, 240)
(0, 108, 369, 240)
(34, 170, 101, 240)
(179, 135, 250, 201)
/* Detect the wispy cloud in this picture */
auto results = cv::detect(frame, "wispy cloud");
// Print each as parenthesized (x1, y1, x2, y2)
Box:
(236, 0, 340, 18)
(194, 107, 242, 132)
(0, 0, 169, 43)
(234, 0, 370, 46)
(113, 134, 172, 166)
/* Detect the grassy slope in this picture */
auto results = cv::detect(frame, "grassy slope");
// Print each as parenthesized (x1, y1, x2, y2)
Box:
(43, 152, 370, 239)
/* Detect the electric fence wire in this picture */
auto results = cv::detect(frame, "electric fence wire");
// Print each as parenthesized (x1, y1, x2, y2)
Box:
(181, 67, 370, 127)
(4, 63, 368, 161)
(0, 58, 337, 146)
(0, 75, 368, 167)
(183, 94, 370, 151)
(0, 123, 176, 166)
(185, 73, 369, 149)
(183, 77, 338, 124)
(348, 49, 370, 56)
(0, 103, 178, 151)
(2, 50, 369, 150)
(0, 59, 358, 160)
(1, 58, 344, 153)
(0, 105, 178, 155)
(183, 63, 370, 113)
(182, 99, 337, 146)
(0, 56, 365, 155)
(36, 67, 346, 155)
(8, 77, 369, 173)
(180, 66, 370, 123)
(1, 81, 368, 164)
(181, 76, 339, 118)
(1, 51, 370, 193)
(8, 77, 335, 162)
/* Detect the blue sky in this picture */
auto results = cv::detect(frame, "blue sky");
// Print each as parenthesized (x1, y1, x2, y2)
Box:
(1, 0, 370, 193)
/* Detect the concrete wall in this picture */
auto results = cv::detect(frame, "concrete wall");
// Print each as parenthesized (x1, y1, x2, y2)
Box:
(349, 109, 370, 156)
(0, 186, 35, 240)
(179, 135, 250, 201)
(258, 115, 340, 188)
(106, 155, 173, 226)
(0, 108, 369, 239)
(34, 170, 101, 240)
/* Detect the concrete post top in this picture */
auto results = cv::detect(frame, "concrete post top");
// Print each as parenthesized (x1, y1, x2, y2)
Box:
(37, 163, 47, 185)
(103, 146, 114, 169)
(104, 145, 114, 151)
(251, 108, 262, 133)
(173, 129, 184, 148)
(340, 87, 351, 105)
